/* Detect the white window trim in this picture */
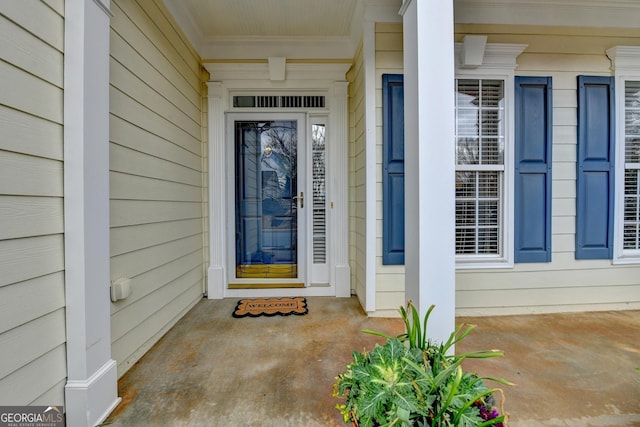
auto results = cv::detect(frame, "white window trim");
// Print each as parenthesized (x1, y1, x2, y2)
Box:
(607, 46, 640, 264)
(454, 42, 526, 269)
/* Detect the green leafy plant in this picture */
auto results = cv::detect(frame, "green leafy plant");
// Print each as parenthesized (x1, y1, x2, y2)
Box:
(334, 301, 511, 427)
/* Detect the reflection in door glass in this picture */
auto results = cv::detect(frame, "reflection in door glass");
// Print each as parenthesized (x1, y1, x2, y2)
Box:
(235, 121, 298, 278)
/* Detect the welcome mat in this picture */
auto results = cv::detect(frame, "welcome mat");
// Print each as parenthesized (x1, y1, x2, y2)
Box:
(232, 297, 308, 318)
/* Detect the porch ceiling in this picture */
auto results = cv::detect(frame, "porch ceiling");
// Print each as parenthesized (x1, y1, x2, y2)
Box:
(161, 0, 640, 60)
(161, 0, 373, 60)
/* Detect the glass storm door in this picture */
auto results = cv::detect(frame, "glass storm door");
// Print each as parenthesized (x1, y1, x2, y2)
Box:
(234, 119, 304, 281)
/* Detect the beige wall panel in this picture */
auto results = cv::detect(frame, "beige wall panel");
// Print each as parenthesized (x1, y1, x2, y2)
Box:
(0, 1, 63, 51)
(110, 172, 202, 202)
(111, 200, 202, 227)
(109, 0, 206, 383)
(110, 115, 201, 171)
(42, 0, 64, 16)
(0, 0, 66, 408)
(0, 106, 63, 160)
(366, 24, 640, 314)
(110, 1, 200, 95)
(552, 216, 575, 234)
(110, 143, 201, 186)
(376, 22, 402, 33)
(552, 144, 577, 163)
(375, 273, 405, 292)
(114, 0, 200, 91)
(374, 24, 405, 312)
(0, 309, 65, 380)
(375, 51, 404, 70)
(111, 266, 202, 342)
(140, 0, 200, 69)
(110, 60, 200, 140)
(551, 179, 576, 199)
(110, 32, 200, 119)
(458, 284, 640, 310)
(110, 88, 200, 155)
(0, 236, 64, 288)
(110, 218, 203, 257)
(374, 291, 405, 312)
(31, 379, 65, 407)
(111, 251, 202, 314)
(552, 197, 576, 218)
(375, 32, 403, 51)
(0, 272, 65, 335)
(0, 196, 63, 240)
(0, 61, 62, 124)
(0, 151, 62, 197)
(0, 344, 66, 405)
(0, 15, 63, 87)
(112, 284, 201, 376)
(457, 266, 640, 290)
(111, 235, 202, 279)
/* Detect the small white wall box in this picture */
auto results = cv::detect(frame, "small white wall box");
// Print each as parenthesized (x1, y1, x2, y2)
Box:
(110, 277, 132, 302)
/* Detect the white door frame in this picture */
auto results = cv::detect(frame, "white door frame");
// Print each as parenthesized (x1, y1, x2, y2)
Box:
(204, 62, 351, 299)
(225, 113, 308, 287)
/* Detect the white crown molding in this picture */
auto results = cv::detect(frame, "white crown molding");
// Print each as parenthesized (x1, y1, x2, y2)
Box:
(454, 0, 640, 28)
(455, 42, 527, 72)
(200, 36, 357, 60)
(203, 62, 351, 83)
(607, 46, 640, 73)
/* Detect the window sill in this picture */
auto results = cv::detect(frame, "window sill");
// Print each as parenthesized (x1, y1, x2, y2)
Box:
(455, 257, 513, 270)
(612, 256, 640, 265)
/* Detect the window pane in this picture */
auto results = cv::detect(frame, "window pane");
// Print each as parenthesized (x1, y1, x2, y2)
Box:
(624, 81, 640, 108)
(455, 169, 502, 255)
(481, 80, 504, 107)
(456, 80, 504, 166)
(623, 82, 640, 251)
(625, 137, 640, 164)
(455, 79, 505, 257)
(312, 124, 326, 264)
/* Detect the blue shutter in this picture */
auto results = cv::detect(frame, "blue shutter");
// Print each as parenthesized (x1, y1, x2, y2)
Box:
(576, 75, 615, 259)
(382, 74, 404, 265)
(515, 77, 553, 262)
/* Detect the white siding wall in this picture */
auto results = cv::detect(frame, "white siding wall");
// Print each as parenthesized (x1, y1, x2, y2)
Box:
(348, 41, 367, 306)
(0, 0, 67, 405)
(368, 22, 640, 316)
(109, 0, 205, 376)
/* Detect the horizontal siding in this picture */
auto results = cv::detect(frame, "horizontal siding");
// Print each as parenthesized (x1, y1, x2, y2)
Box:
(0, 1, 66, 406)
(365, 23, 640, 316)
(374, 23, 405, 312)
(109, 0, 204, 378)
(455, 25, 640, 315)
(348, 40, 367, 307)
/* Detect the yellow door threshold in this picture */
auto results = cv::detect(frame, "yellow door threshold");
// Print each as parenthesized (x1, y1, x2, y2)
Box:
(228, 283, 305, 289)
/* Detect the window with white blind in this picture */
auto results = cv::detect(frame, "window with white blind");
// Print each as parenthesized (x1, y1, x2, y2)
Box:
(621, 81, 640, 254)
(608, 47, 640, 263)
(455, 79, 509, 263)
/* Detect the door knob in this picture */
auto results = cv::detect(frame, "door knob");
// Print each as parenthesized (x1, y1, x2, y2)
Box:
(293, 192, 304, 208)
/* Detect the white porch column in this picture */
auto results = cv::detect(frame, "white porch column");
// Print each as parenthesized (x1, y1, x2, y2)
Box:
(331, 81, 352, 297)
(64, 0, 120, 425)
(206, 81, 226, 299)
(400, 0, 456, 343)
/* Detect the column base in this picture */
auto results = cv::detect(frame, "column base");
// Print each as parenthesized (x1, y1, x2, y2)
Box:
(65, 359, 120, 427)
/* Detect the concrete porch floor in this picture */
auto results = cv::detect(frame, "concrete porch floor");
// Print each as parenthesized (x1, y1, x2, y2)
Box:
(105, 297, 640, 426)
